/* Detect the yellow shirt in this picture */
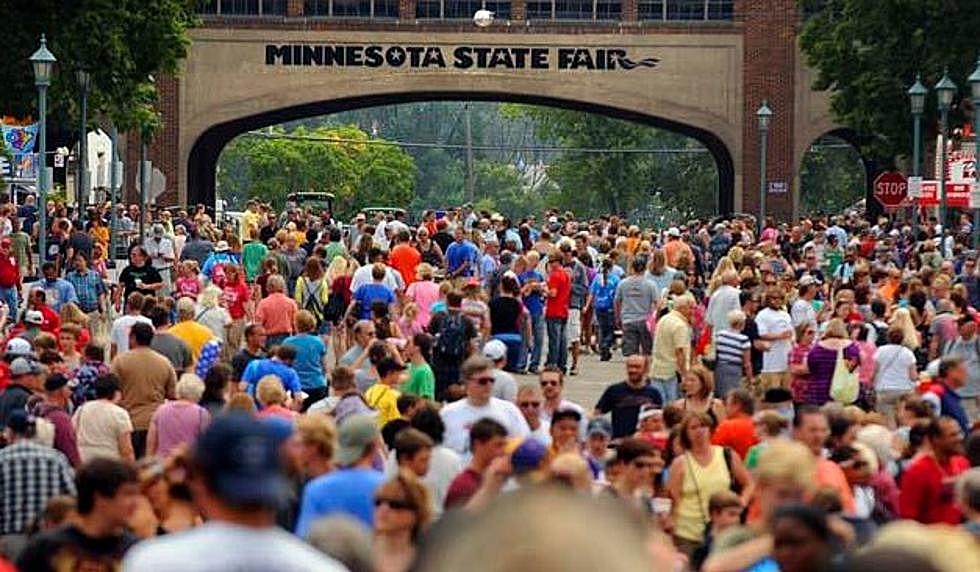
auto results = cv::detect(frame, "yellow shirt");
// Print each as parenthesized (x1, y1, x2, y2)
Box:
(242, 209, 260, 241)
(364, 384, 401, 428)
(676, 447, 732, 541)
(167, 320, 215, 363)
(651, 310, 691, 379)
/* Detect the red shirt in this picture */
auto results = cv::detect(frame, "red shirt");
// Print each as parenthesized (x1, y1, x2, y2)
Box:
(545, 267, 571, 320)
(389, 244, 421, 287)
(37, 304, 61, 335)
(711, 414, 758, 459)
(444, 467, 483, 509)
(222, 282, 250, 320)
(899, 453, 970, 524)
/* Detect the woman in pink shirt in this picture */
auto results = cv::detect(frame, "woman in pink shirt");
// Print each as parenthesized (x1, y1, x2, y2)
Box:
(255, 274, 298, 347)
(147, 374, 211, 459)
(405, 263, 440, 328)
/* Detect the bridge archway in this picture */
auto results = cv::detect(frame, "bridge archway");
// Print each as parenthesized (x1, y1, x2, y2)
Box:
(188, 91, 735, 214)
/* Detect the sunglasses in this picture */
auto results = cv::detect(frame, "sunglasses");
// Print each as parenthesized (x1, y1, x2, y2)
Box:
(518, 401, 541, 408)
(374, 498, 415, 511)
(632, 460, 656, 469)
(540, 380, 560, 387)
(472, 376, 495, 386)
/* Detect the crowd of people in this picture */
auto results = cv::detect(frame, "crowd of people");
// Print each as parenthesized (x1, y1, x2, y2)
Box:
(0, 196, 978, 571)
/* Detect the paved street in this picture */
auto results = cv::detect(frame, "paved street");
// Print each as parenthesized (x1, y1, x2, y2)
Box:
(512, 350, 625, 409)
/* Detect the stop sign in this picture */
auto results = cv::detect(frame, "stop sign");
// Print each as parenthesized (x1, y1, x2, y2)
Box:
(873, 171, 909, 208)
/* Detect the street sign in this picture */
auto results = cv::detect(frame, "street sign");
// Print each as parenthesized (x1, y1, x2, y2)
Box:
(873, 171, 908, 208)
(908, 176, 923, 199)
(0, 156, 10, 178)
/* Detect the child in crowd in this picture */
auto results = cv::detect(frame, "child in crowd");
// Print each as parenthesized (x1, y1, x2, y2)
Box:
(175, 260, 202, 300)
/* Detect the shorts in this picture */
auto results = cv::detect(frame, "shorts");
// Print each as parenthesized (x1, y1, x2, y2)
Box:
(759, 372, 791, 394)
(566, 309, 582, 344)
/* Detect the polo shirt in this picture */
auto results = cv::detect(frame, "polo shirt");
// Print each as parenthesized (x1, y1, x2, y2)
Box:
(242, 359, 302, 395)
(295, 467, 385, 536)
(445, 240, 478, 277)
(651, 310, 690, 379)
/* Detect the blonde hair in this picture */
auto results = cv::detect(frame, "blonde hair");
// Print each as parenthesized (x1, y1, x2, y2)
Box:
(821, 318, 849, 340)
(326, 256, 351, 282)
(59, 302, 88, 327)
(889, 308, 920, 349)
(199, 285, 222, 309)
(176, 373, 206, 402)
(755, 440, 816, 490)
(295, 414, 337, 460)
(295, 309, 317, 333)
(256, 375, 287, 406)
(416, 263, 434, 281)
(402, 302, 419, 321)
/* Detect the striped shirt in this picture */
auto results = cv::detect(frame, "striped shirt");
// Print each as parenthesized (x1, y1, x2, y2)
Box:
(65, 270, 107, 313)
(716, 329, 750, 365)
(0, 441, 76, 534)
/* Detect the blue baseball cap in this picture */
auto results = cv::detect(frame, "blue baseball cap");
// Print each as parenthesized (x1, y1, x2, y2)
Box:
(194, 413, 290, 508)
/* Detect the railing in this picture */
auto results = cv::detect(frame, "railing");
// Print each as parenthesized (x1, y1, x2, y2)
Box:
(196, 0, 735, 21)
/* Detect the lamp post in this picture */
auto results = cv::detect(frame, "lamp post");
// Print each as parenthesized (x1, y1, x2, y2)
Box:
(936, 69, 957, 231)
(968, 56, 980, 249)
(30, 35, 56, 267)
(756, 100, 772, 235)
(908, 75, 927, 231)
(76, 68, 90, 212)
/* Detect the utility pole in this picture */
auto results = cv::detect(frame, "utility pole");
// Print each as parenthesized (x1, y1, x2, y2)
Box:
(464, 103, 475, 203)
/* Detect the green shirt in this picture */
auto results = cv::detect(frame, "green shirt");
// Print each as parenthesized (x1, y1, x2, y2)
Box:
(324, 242, 346, 264)
(9, 231, 30, 272)
(402, 363, 435, 400)
(824, 247, 843, 278)
(242, 242, 269, 282)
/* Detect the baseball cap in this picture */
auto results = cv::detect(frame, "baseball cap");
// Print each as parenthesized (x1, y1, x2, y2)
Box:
(482, 339, 507, 362)
(5, 337, 33, 357)
(376, 357, 407, 378)
(10, 357, 43, 377)
(335, 414, 380, 467)
(214, 240, 230, 252)
(193, 414, 290, 508)
(637, 405, 664, 424)
(799, 275, 821, 287)
(668, 227, 681, 237)
(586, 417, 612, 438)
(44, 373, 70, 392)
(6, 410, 36, 435)
(152, 223, 164, 236)
(24, 310, 44, 325)
(508, 437, 548, 475)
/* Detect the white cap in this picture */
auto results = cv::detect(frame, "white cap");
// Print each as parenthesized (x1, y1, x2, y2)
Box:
(667, 227, 681, 237)
(482, 339, 508, 362)
(5, 337, 33, 357)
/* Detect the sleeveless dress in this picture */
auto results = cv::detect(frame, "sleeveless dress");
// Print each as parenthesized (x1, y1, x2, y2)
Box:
(676, 446, 732, 542)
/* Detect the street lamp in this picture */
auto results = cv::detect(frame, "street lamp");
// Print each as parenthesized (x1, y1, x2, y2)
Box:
(936, 69, 957, 231)
(30, 34, 56, 266)
(968, 56, 980, 249)
(76, 68, 90, 213)
(908, 74, 928, 231)
(756, 100, 773, 235)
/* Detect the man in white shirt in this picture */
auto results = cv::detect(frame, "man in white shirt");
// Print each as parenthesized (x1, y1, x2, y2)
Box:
(790, 275, 820, 330)
(144, 224, 176, 294)
(755, 287, 794, 394)
(538, 366, 588, 439)
(482, 339, 517, 402)
(109, 291, 153, 358)
(349, 249, 404, 294)
(440, 355, 530, 457)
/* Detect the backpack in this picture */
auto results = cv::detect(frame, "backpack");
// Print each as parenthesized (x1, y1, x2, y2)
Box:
(435, 312, 468, 361)
(302, 279, 326, 328)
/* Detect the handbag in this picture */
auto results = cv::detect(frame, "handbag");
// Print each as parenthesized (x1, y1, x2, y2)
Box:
(830, 346, 860, 404)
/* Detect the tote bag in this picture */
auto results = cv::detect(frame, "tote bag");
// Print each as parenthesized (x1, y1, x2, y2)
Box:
(829, 346, 859, 404)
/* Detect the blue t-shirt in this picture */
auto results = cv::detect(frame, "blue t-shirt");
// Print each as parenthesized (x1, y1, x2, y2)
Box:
(353, 283, 396, 320)
(295, 467, 385, 536)
(241, 359, 302, 395)
(589, 273, 621, 311)
(518, 270, 545, 316)
(282, 333, 327, 390)
(445, 240, 478, 277)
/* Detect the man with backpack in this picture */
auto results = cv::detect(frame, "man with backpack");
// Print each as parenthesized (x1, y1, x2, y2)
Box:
(428, 291, 478, 401)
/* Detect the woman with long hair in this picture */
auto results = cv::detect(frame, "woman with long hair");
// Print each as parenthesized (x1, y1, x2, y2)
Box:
(646, 249, 676, 298)
(673, 365, 726, 427)
(803, 318, 861, 406)
(200, 363, 232, 416)
(373, 470, 433, 572)
(327, 256, 356, 359)
(888, 307, 921, 351)
(415, 226, 444, 269)
(221, 263, 251, 356)
(294, 256, 330, 337)
(196, 286, 232, 348)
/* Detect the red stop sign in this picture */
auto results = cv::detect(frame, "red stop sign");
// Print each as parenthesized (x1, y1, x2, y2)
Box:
(873, 171, 908, 208)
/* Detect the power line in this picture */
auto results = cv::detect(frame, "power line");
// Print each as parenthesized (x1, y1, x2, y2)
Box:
(242, 130, 859, 155)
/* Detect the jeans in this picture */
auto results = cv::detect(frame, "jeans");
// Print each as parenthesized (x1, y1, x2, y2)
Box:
(0, 286, 17, 316)
(595, 309, 615, 352)
(652, 375, 679, 403)
(546, 317, 568, 371)
(492, 333, 524, 371)
(524, 313, 545, 371)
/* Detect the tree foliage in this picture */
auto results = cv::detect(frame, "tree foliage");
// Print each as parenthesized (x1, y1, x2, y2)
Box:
(799, 136, 866, 215)
(503, 104, 718, 220)
(217, 125, 417, 215)
(799, 0, 980, 166)
(0, 0, 197, 134)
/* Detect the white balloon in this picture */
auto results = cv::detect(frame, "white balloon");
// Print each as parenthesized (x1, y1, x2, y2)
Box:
(473, 9, 494, 27)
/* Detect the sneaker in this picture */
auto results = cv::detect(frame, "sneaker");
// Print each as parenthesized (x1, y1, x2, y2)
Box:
(569, 367, 579, 376)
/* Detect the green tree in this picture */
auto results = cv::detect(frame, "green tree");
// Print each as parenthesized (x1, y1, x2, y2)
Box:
(217, 124, 416, 216)
(0, 0, 197, 133)
(799, 0, 980, 165)
(799, 135, 866, 215)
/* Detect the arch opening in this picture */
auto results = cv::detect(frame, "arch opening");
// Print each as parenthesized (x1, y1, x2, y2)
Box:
(188, 92, 735, 216)
(798, 130, 872, 217)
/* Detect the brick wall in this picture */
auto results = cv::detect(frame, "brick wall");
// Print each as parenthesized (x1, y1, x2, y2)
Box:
(738, 0, 797, 221)
(127, 74, 180, 207)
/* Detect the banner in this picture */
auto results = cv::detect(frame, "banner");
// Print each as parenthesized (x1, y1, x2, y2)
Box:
(917, 180, 975, 208)
(1, 122, 38, 154)
(947, 149, 977, 183)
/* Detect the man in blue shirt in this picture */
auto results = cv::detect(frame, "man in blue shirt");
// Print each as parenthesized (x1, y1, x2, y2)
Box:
(518, 251, 546, 374)
(64, 253, 107, 314)
(34, 261, 78, 313)
(295, 414, 384, 535)
(349, 265, 396, 321)
(241, 345, 303, 399)
(445, 227, 479, 279)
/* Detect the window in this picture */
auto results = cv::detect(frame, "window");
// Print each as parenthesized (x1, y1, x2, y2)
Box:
(667, 0, 704, 20)
(706, 0, 732, 19)
(554, 0, 592, 20)
(525, 0, 622, 20)
(595, 0, 622, 20)
(417, 1, 511, 20)
(196, 0, 286, 14)
(637, 0, 665, 20)
(304, 0, 329, 15)
(525, 0, 552, 19)
(300, 0, 397, 17)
